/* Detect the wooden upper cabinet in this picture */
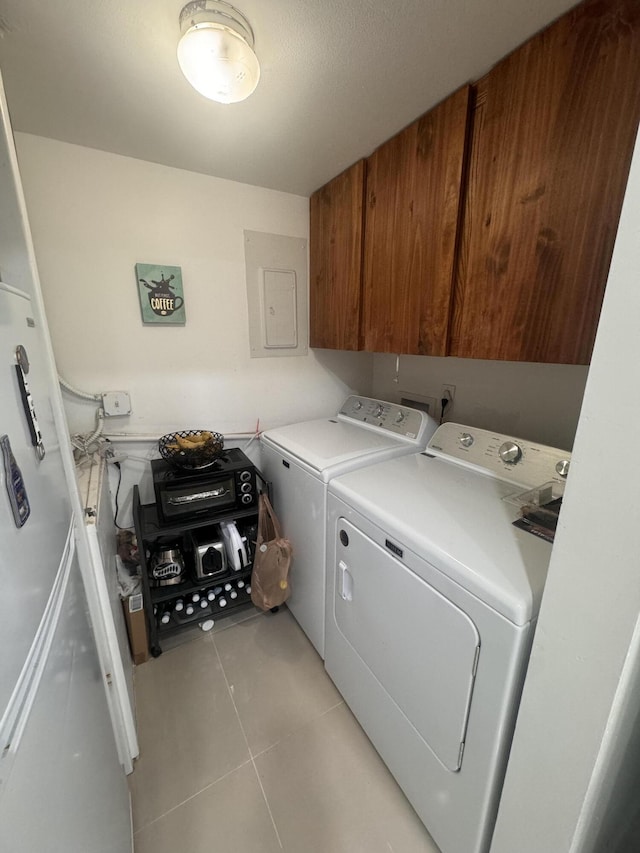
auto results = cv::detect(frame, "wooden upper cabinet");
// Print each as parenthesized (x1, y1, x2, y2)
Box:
(309, 160, 365, 350)
(450, 0, 640, 364)
(362, 85, 471, 355)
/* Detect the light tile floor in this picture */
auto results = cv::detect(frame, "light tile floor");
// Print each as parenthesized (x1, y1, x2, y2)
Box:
(130, 606, 440, 853)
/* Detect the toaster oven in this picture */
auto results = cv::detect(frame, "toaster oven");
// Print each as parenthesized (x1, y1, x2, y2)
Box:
(151, 447, 258, 525)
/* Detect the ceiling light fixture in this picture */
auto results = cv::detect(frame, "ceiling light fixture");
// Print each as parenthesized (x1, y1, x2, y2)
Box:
(177, 1, 260, 104)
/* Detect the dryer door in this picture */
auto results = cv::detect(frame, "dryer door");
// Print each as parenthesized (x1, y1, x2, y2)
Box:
(333, 519, 480, 771)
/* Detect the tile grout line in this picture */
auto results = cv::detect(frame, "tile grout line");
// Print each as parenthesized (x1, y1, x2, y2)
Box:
(132, 757, 256, 837)
(249, 698, 345, 762)
(133, 622, 339, 840)
(131, 631, 255, 837)
(211, 608, 264, 635)
(212, 635, 285, 850)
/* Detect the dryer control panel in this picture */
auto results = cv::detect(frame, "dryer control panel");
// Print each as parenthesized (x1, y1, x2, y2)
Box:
(338, 396, 433, 444)
(426, 422, 571, 488)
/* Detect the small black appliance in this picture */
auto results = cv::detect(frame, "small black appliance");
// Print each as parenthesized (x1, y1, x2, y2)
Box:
(152, 447, 258, 525)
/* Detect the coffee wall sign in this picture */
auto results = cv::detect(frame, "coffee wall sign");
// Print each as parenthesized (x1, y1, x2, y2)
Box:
(136, 263, 186, 325)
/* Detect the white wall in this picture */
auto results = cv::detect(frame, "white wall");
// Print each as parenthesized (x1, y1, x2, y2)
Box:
(490, 130, 640, 852)
(16, 131, 589, 457)
(373, 354, 588, 450)
(14, 134, 373, 439)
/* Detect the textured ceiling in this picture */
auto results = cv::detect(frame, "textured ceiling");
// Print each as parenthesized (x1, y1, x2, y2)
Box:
(0, 0, 578, 196)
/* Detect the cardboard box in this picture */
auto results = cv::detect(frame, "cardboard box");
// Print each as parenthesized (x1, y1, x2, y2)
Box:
(122, 593, 149, 665)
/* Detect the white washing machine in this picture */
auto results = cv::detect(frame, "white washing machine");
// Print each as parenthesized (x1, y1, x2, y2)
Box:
(324, 422, 571, 853)
(260, 396, 437, 657)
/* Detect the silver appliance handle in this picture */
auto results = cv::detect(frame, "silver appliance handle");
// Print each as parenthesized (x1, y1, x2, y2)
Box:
(15, 346, 45, 461)
(168, 487, 230, 505)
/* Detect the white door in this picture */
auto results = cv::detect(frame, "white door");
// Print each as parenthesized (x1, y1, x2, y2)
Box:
(332, 518, 480, 771)
(0, 545, 131, 852)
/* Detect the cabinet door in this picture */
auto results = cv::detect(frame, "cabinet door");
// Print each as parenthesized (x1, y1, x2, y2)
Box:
(450, 0, 640, 364)
(363, 85, 470, 355)
(309, 160, 365, 350)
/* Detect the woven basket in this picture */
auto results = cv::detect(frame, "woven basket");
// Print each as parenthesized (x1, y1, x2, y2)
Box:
(158, 430, 224, 470)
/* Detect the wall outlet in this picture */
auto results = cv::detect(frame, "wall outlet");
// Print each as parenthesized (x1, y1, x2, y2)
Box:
(440, 384, 456, 420)
(102, 391, 132, 417)
(441, 384, 456, 403)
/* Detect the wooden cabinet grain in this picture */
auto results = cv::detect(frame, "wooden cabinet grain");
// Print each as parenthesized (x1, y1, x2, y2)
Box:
(450, 0, 640, 364)
(309, 160, 365, 350)
(309, 0, 640, 364)
(363, 86, 471, 355)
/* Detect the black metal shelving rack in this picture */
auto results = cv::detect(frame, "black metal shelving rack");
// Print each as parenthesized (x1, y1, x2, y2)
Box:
(133, 486, 263, 657)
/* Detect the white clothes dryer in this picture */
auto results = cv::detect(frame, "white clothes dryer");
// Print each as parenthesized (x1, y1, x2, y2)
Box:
(324, 422, 571, 853)
(260, 396, 436, 657)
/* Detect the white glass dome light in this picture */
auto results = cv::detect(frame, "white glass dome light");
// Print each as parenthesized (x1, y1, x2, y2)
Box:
(177, 1, 260, 104)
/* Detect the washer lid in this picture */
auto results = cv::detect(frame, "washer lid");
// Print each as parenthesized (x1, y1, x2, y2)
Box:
(329, 453, 553, 625)
(261, 418, 413, 475)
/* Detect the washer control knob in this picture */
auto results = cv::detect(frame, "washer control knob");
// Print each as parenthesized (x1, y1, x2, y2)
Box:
(395, 410, 406, 424)
(459, 432, 474, 448)
(373, 404, 384, 419)
(556, 459, 570, 478)
(499, 441, 522, 464)
(353, 400, 363, 411)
